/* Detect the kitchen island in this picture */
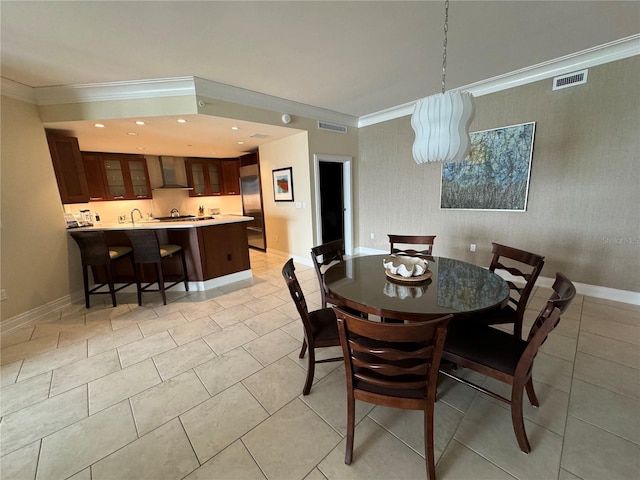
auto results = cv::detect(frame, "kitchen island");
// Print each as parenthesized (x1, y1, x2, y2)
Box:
(73, 215, 254, 290)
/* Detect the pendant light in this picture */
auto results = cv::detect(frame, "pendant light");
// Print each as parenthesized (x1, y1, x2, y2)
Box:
(411, 0, 475, 164)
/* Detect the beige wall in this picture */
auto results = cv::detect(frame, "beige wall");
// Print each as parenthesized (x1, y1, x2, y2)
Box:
(1, 96, 82, 320)
(357, 57, 640, 292)
(259, 132, 314, 259)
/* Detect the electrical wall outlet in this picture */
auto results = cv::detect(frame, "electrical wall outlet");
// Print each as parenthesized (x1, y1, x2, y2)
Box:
(0, 289, 7, 301)
(470, 243, 477, 252)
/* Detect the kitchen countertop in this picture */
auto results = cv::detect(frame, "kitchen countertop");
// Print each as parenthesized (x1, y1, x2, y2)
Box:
(70, 214, 254, 231)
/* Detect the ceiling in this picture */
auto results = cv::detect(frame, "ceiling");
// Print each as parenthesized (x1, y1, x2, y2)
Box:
(2, 1, 639, 157)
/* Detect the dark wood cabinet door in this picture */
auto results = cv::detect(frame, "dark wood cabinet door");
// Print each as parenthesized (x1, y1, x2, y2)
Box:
(125, 157, 152, 199)
(220, 159, 240, 195)
(47, 132, 90, 204)
(81, 152, 151, 201)
(198, 223, 250, 277)
(186, 158, 222, 196)
(81, 153, 108, 201)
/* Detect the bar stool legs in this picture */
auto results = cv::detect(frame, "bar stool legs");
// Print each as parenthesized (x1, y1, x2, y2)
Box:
(126, 230, 189, 306)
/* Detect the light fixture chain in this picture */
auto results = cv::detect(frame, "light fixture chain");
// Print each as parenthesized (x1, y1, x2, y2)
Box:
(441, 0, 449, 94)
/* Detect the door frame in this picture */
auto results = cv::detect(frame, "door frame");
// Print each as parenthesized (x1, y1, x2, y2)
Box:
(313, 154, 353, 255)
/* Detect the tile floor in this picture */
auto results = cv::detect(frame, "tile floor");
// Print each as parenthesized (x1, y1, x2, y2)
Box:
(1, 250, 638, 480)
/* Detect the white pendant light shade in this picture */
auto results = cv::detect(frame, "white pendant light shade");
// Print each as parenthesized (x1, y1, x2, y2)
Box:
(411, 90, 475, 164)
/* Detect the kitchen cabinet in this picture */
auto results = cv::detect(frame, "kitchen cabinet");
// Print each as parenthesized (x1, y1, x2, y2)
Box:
(185, 158, 222, 196)
(220, 159, 241, 195)
(47, 132, 90, 204)
(82, 152, 152, 201)
(197, 222, 250, 277)
(81, 153, 108, 201)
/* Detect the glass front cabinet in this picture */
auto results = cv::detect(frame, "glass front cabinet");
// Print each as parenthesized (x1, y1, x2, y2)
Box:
(185, 158, 222, 196)
(81, 152, 152, 201)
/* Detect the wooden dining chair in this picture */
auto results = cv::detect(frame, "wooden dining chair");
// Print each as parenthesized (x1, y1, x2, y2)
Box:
(388, 234, 436, 257)
(311, 239, 349, 309)
(440, 272, 576, 454)
(311, 240, 368, 319)
(473, 242, 545, 339)
(282, 258, 343, 395)
(334, 307, 452, 480)
(70, 231, 134, 308)
(126, 230, 189, 306)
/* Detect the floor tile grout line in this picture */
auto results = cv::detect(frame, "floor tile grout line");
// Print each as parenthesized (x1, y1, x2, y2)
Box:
(565, 411, 640, 448)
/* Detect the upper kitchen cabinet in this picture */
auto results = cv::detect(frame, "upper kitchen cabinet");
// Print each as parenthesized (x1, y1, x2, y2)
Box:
(82, 152, 152, 201)
(185, 158, 222, 197)
(47, 132, 90, 204)
(220, 159, 241, 195)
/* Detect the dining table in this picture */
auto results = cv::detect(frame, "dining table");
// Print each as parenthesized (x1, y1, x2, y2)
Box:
(324, 254, 510, 322)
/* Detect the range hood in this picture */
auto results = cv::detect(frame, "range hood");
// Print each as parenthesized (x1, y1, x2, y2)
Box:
(154, 156, 193, 190)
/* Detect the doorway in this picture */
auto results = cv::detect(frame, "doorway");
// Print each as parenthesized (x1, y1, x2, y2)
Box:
(313, 154, 353, 255)
(319, 162, 344, 243)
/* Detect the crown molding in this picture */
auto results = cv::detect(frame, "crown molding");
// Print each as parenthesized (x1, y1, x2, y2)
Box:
(33, 76, 197, 105)
(12, 74, 358, 127)
(1, 77, 37, 103)
(4, 35, 638, 128)
(359, 34, 640, 128)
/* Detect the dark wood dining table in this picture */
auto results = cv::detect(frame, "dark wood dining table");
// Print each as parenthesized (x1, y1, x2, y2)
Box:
(324, 254, 510, 322)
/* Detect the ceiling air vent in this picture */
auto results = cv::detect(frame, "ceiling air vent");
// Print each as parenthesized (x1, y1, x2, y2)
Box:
(318, 121, 348, 134)
(552, 69, 588, 91)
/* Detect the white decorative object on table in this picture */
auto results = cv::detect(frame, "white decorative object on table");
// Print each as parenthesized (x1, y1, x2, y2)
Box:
(383, 255, 429, 279)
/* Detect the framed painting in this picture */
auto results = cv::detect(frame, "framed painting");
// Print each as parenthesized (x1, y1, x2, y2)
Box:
(272, 167, 294, 202)
(440, 122, 536, 211)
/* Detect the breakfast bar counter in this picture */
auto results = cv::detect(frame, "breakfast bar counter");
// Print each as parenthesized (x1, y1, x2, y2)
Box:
(72, 215, 254, 289)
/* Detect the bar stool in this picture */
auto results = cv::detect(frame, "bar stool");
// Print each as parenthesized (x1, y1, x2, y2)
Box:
(125, 230, 189, 305)
(69, 231, 134, 308)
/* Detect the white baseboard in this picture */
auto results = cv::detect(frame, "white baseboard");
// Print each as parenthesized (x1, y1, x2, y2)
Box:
(0, 270, 253, 334)
(1, 290, 85, 333)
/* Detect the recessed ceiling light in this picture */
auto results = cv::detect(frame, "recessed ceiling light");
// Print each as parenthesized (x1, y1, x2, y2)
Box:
(177, 119, 187, 123)
(127, 132, 138, 136)
(94, 123, 105, 128)
(231, 126, 239, 130)
(136, 147, 145, 150)
(237, 141, 244, 145)
(135, 121, 145, 125)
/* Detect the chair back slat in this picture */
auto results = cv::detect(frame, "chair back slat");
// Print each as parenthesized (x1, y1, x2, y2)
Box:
(489, 242, 544, 318)
(528, 272, 576, 342)
(282, 259, 313, 336)
(336, 308, 451, 399)
(388, 235, 436, 257)
(349, 340, 434, 361)
(311, 240, 346, 307)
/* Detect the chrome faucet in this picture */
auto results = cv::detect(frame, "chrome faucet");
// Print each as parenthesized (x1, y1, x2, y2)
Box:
(130, 208, 143, 226)
(170, 208, 180, 218)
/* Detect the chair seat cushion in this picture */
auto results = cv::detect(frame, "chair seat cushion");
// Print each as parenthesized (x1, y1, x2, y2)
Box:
(308, 307, 339, 342)
(159, 244, 182, 257)
(472, 304, 519, 325)
(108, 246, 133, 259)
(444, 322, 527, 376)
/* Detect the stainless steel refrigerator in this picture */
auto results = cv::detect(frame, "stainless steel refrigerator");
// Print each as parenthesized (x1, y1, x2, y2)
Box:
(240, 164, 266, 250)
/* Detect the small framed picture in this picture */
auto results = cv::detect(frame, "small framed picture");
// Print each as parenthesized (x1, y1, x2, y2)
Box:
(272, 167, 294, 202)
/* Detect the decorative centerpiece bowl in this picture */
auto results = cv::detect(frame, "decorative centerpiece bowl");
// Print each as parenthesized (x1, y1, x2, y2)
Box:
(383, 255, 432, 283)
